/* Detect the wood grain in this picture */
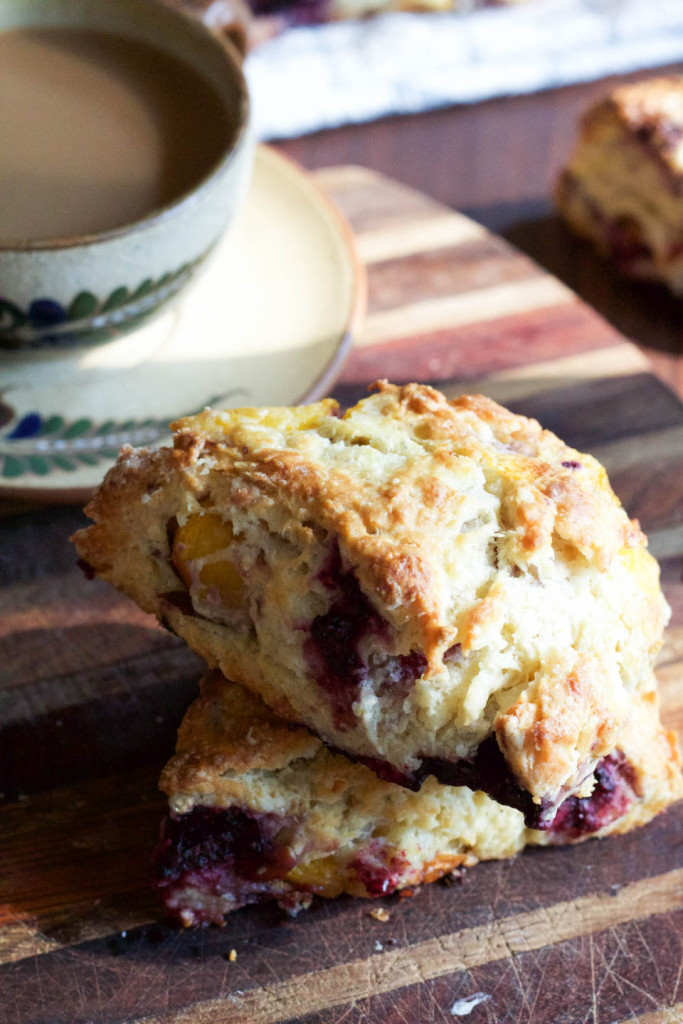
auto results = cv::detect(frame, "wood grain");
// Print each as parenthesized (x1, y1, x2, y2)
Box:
(1, 163, 682, 1024)
(133, 871, 683, 1024)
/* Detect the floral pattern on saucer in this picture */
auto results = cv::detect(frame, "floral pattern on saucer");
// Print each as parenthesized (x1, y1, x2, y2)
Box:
(0, 406, 170, 479)
(0, 394, 231, 480)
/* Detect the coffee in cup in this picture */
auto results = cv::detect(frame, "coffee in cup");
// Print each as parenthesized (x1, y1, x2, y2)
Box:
(0, 0, 253, 351)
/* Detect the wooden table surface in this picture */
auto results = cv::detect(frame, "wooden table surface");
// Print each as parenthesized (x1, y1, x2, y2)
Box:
(276, 63, 683, 402)
(2, 148, 682, 1024)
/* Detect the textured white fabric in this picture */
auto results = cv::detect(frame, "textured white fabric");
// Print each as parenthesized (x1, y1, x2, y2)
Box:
(245, 0, 683, 139)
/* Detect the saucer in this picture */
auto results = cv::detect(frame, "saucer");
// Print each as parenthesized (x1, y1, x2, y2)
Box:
(0, 146, 365, 503)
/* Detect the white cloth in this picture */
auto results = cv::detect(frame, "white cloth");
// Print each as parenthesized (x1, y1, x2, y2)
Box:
(245, 0, 683, 140)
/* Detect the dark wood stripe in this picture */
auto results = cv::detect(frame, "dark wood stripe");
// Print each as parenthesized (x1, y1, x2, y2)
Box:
(0, 579, 175, 695)
(497, 373, 682, 452)
(292, 953, 683, 1024)
(3, 858, 682, 1022)
(129, 872, 683, 1024)
(338, 300, 621, 387)
(364, 235, 541, 313)
(1, 767, 163, 944)
(0, 505, 87, 583)
(0, 661, 200, 798)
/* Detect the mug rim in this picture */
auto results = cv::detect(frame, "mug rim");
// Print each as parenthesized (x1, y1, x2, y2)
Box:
(0, 0, 251, 255)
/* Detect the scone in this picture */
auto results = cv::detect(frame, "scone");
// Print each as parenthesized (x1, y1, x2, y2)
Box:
(556, 75, 683, 294)
(246, 0, 530, 33)
(73, 382, 670, 828)
(152, 670, 683, 925)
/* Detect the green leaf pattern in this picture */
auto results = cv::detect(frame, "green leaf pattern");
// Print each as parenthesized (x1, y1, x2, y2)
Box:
(0, 392, 239, 480)
(0, 258, 202, 351)
(0, 415, 171, 479)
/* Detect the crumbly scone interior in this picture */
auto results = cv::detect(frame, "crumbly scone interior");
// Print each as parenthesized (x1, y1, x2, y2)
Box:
(73, 383, 670, 820)
(153, 670, 683, 925)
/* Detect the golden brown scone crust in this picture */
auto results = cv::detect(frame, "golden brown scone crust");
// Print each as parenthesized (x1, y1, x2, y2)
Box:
(73, 382, 669, 812)
(156, 669, 682, 922)
(602, 77, 683, 178)
(556, 75, 683, 292)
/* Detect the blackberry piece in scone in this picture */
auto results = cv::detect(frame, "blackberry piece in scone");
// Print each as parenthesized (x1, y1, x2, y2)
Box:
(557, 76, 683, 294)
(152, 670, 683, 925)
(72, 382, 670, 828)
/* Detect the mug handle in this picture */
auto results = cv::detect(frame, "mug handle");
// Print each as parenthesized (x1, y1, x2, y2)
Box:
(168, 0, 253, 59)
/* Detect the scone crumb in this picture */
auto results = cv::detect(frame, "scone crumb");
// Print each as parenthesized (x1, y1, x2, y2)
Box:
(398, 886, 420, 900)
(370, 907, 391, 922)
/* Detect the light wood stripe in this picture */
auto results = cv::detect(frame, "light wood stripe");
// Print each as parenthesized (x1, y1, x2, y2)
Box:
(656, 662, 683, 738)
(0, 906, 163, 967)
(0, 916, 60, 964)
(358, 276, 575, 347)
(310, 165, 384, 193)
(355, 212, 486, 264)
(620, 1005, 683, 1024)
(134, 868, 683, 1024)
(467, 343, 649, 406)
(488, 341, 650, 384)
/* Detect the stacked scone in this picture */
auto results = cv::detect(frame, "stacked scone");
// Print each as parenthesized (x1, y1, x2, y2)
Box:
(557, 75, 683, 294)
(72, 381, 683, 925)
(200, 0, 534, 45)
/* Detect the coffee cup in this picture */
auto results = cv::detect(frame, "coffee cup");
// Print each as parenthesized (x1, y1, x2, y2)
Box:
(0, 0, 253, 352)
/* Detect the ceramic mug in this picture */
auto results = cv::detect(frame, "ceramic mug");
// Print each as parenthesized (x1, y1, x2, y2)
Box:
(0, 0, 253, 352)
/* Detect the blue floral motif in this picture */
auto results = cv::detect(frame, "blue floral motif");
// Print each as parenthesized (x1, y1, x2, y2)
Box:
(0, 390, 238, 480)
(7, 412, 43, 440)
(28, 299, 67, 329)
(0, 258, 200, 351)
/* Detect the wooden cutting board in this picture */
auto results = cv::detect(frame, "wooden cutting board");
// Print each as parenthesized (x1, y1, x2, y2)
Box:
(2, 164, 682, 1024)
